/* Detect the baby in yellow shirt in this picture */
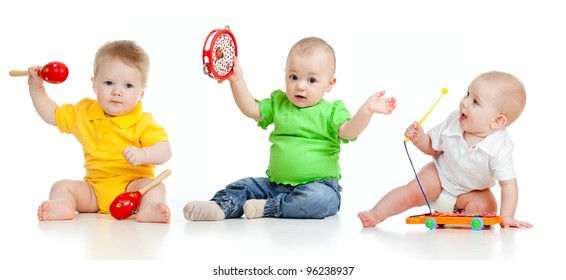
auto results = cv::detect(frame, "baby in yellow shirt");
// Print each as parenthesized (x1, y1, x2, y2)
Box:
(26, 40, 172, 223)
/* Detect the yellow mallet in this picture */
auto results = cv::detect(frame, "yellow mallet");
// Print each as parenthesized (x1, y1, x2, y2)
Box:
(404, 88, 448, 142)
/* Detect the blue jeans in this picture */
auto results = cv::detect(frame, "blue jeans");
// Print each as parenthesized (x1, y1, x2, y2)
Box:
(211, 177, 342, 219)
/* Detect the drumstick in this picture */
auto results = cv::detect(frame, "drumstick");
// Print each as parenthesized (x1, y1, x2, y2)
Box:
(138, 169, 172, 195)
(404, 88, 448, 142)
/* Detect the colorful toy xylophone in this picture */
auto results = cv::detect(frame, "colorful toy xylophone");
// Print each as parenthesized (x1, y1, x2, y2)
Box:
(406, 212, 502, 230)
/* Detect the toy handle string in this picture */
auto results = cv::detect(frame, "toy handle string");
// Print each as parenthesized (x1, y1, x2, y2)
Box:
(403, 88, 448, 214)
(404, 141, 432, 214)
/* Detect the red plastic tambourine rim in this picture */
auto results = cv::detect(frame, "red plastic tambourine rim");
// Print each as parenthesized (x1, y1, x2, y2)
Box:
(202, 28, 237, 80)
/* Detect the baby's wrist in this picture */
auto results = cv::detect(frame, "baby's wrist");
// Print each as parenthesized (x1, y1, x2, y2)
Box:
(30, 85, 46, 93)
(141, 147, 148, 164)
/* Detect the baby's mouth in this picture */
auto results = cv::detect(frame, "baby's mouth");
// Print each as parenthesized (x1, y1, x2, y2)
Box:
(295, 95, 306, 100)
(459, 112, 467, 122)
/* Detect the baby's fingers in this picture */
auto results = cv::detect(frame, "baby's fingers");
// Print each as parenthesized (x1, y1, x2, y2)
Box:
(122, 146, 136, 161)
(501, 217, 533, 228)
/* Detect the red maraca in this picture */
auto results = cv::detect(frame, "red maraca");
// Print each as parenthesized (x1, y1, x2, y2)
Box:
(9, 61, 69, 84)
(109, 169, 172, 220)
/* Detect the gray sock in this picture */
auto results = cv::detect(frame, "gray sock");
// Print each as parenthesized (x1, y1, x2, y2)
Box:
(243, 199, 266, 219)
(183, 201, 225, 221)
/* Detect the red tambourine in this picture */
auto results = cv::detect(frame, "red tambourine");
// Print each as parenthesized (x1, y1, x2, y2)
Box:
(202, 25, 237, 82)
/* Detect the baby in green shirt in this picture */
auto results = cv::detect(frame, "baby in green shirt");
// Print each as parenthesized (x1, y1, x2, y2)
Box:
(184, 37, 397, 220)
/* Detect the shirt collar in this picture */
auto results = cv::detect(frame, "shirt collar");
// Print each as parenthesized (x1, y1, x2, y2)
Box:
(474, 130, 509, 156)
(442, 116, 509, 156)
(88, 101, 143, 129)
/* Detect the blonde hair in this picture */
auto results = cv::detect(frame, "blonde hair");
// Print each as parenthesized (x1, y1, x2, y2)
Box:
(93, 40, 150, 87)
(476, 71, 526, 125)
(287, 37, 336, 75)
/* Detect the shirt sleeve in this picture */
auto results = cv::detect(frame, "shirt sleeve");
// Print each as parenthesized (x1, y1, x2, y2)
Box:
(55, 103, 77, 134)
(138, 113, 169, 147)
(256, 91, 279, 130)
(492, 138, 516, 181)
(329, 100, 353, 143)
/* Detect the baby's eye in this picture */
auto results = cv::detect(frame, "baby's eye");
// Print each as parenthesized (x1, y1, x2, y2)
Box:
(104, 81, 113, 86)
(290, 74, 298, 80)
(473, 99, 479, 105)
(125, 83, 134, 89)
(308, 78, 317, 84)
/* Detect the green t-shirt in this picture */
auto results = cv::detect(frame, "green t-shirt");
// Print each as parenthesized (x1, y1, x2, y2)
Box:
(257, 90, 353, 186)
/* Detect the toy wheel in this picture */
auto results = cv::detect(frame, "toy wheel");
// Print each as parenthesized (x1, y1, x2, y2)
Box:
(425, 218, 437, 229)
(470, 217, 484, 230)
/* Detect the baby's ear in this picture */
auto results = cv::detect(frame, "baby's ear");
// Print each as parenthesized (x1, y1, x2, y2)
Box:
(326, 76, 337, 93)
(491, 114, 508, 129)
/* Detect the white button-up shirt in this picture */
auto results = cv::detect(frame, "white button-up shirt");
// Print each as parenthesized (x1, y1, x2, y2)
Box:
(429, 111, 516, 196)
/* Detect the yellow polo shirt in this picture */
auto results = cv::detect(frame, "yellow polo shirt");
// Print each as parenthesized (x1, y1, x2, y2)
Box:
(55, 98, 169, 181)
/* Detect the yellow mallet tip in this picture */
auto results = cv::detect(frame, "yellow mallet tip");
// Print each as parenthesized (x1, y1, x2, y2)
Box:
(442, 88, 448, 94)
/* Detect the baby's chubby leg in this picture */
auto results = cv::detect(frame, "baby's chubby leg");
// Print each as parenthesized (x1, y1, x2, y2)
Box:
(455, 188, 498, 213)
(37, 180, 98, 221)
(127, 178, 171, 224)
(358, 162, 442, 227)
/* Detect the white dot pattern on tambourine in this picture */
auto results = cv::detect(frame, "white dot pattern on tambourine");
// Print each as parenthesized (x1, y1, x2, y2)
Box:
(212, 33, 236, 77)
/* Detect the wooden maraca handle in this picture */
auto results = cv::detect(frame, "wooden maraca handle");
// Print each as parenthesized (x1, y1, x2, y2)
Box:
(9, 70, 30, 77)
(138, 169, 172, 195)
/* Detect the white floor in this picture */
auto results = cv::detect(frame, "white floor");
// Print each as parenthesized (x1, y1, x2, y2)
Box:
(2, 192, 555, 279)
(13, 208, 539, 260)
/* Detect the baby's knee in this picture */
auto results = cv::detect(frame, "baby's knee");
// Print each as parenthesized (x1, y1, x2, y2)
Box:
(303, 186, 341, 217)
(462, 196, 497, 213)
(307, 183, 340, 201)
(51, 179, 76, 192)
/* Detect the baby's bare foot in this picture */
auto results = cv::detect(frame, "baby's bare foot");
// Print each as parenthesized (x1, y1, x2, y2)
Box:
(136, 201, 171, 224)
(183, 201, 225, 221)
(357, 210, 384, 228)
(37, 201, 76, 221)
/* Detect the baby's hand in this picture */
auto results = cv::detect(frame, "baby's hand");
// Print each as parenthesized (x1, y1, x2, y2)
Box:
(405, 121, 426, 143)
(27, 66, 44, 89)
(123, 146, 147, 166)
(364, 91, 397, 115)
(500, 216, 533, 228)
(227, 58, 244, 83)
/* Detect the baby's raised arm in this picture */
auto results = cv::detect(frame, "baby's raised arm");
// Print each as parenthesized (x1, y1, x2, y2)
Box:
(227, 59, 262, 121)
(338, 91, 396, 140)
(27, 66, 58, 126)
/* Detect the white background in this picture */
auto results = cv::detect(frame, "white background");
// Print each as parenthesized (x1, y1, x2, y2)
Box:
(1, 0, 564, 278)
